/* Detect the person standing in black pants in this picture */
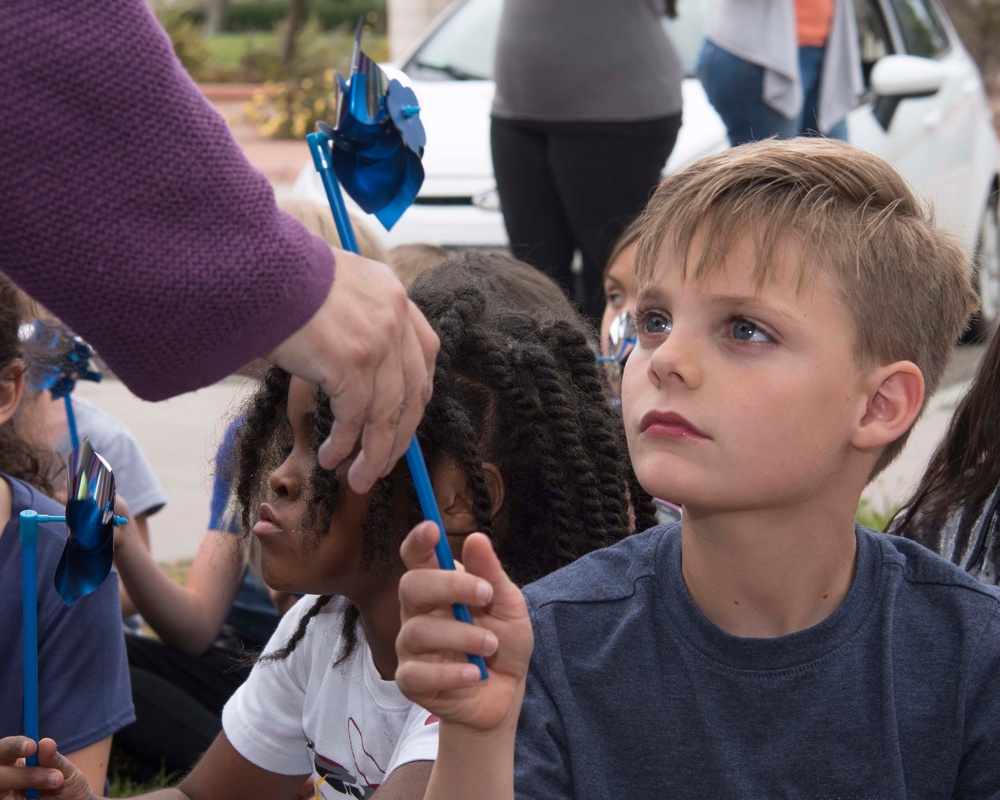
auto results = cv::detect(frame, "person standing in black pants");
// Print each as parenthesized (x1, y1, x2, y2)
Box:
(491, 0, 683, 324)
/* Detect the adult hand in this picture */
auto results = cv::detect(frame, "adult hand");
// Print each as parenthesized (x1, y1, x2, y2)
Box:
(268, 250, 439, 494)
(395, 524, 534, 734)
(0, 738, 93, 800)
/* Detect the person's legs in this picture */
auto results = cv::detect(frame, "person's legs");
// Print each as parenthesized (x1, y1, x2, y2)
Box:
(114, 666, 223, 782)
(491, 117, 577, 295)
(547, 116, 681, 322)
(113, 635, 252, 780)
(797, 45, 849, 140)
(696, 40, 796, 145)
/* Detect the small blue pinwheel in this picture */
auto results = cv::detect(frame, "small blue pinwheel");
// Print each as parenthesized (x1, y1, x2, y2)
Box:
(305, 23, 486, 679)
(21, 320, 102, 449)
(20, 438, 126, 797)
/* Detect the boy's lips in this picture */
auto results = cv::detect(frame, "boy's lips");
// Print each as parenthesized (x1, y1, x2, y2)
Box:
(638, 410, 710, 440)
(253, 503, 283, 537)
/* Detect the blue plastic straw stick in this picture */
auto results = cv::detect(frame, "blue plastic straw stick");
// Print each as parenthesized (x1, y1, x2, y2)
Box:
(63, 395, 79, 450)
(307, 131, 488, 679)
(21, 511, 64, 800)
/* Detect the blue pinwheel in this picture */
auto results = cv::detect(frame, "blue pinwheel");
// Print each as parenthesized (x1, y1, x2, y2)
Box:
(20, 439, 126, 798)
(21, 319, 102, 449)
(305, 23, 486, 679)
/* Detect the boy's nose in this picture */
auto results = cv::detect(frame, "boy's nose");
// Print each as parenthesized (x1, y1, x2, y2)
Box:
(647, 328, 703, 389)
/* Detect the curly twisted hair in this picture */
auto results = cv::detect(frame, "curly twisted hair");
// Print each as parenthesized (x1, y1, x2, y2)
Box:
(0, 275, 56, 497)
(234, 255, 656, 662)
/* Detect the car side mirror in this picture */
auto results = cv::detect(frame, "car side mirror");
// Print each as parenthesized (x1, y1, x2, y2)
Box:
(870, 54, 946, 130)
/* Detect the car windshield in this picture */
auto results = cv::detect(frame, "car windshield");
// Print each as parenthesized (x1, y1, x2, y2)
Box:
(403, 0, 709, 82)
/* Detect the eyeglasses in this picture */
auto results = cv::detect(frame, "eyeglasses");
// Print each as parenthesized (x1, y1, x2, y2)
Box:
(595, 311, 636, 376)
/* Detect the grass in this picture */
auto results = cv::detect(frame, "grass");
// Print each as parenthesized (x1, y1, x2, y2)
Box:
(204, 32, 278, 72)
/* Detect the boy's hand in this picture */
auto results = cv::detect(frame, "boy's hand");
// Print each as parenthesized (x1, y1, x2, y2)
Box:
(0, 737, 93, 800)
(395, 524, 534, 734)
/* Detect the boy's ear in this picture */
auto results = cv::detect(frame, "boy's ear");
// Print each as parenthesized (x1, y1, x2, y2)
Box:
(852, 360, 924, 453)
(0, 360, 26, 426)
(433, 458, 505, 534)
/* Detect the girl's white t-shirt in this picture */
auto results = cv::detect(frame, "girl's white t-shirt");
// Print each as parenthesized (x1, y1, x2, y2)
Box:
(223, 595, 438, 798)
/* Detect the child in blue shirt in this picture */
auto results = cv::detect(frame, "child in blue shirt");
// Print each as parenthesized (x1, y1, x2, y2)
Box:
(393, 138, 1000, 798)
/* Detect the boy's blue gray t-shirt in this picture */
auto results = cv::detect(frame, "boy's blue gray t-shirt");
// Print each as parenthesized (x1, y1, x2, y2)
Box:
(517, 523, 1000, 798)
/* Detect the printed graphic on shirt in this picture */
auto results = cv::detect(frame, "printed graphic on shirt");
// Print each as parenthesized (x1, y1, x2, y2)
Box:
(307, 723, 383, 800)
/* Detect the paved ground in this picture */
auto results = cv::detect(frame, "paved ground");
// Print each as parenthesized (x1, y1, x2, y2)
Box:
(73, 89, 986, 562)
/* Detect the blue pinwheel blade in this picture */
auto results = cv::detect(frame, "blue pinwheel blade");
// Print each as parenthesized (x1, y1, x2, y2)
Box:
(20, 320, 102, 399)
(54, 438, 116, 606)
(321, 42, 426, 232)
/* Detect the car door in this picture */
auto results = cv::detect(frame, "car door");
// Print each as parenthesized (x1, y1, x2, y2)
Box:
(848, 0, 984, 239)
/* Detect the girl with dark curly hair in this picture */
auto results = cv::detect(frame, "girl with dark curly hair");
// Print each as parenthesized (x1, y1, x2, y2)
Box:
(220, 259, 653, 799)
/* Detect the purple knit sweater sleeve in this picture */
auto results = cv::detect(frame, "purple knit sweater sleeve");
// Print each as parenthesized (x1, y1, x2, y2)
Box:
(0, 1, 335, 401)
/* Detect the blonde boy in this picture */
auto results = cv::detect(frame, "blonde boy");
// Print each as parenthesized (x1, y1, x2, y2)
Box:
(393, 139, 1000, 798)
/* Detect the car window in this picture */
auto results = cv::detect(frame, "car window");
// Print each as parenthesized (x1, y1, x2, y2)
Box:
(886, 0, 949, 57)
(855, 0, 895, 88)
(402, 0, 707, 82)
(404, 0, 503, 81)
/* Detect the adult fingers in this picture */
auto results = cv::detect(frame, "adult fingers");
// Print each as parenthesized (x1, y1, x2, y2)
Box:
(345, 300, 438, 491)
(317, 338, 376, 474)
(345, 320, 405, 492)
(380, 308, 434, 472)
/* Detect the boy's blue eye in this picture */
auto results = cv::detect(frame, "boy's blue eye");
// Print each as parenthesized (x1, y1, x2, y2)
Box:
(730, 319, 770, 342)
(641, 313, 671, 335)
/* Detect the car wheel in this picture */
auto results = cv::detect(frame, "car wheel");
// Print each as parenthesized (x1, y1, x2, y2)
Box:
(970, 189, 1000, 340)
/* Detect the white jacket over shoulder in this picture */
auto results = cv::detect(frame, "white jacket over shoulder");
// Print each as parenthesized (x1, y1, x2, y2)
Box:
(705, 0, 864, 132)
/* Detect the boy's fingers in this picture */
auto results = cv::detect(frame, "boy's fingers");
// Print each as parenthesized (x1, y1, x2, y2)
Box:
(399, 568, 492, 618)
(395, 660, 484, 697)
(397, 613, 499, 661)
(461, 534, 522, 606)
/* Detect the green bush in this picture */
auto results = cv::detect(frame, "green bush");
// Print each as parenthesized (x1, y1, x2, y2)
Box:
(242, 22, 388, 134)
(156, 7, 211, 77)
(224, 0, 386, 33)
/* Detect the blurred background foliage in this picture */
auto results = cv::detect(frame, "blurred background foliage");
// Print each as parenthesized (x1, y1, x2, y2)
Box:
(154, 0, 387, 137)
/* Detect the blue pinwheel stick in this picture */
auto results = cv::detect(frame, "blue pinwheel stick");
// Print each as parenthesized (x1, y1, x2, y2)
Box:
(305, 29, 486, 679)
(20, 440, 126, 798)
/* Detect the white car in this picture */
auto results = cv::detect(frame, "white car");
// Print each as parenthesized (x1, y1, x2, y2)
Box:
(293, 0, 1000, 334)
